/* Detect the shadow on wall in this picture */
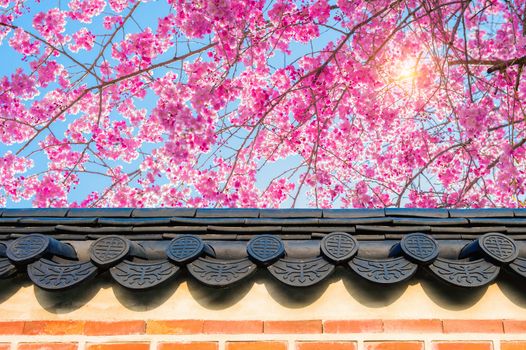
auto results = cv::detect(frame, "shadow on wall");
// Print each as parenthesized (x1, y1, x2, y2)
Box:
(2, 267, 526, 314)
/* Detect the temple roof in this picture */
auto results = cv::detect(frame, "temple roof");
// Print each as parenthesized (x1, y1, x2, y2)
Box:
(1, 208, 526, 291)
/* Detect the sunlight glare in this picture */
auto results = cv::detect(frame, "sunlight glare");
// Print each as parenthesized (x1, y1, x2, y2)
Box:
(394, 58, 419, 81)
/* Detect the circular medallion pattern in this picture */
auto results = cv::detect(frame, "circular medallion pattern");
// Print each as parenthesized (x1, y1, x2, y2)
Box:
(479, 233, 518, 264)
(247, 235, 285, 265)
(400, 233, 439, 264)
(90, 236, 130, 268)
(167, 235, 205, 264)
(7, 234, 50, 264)
(320, 232, 358, 263)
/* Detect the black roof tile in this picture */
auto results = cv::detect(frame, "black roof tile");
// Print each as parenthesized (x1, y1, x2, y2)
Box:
(196, 208, 259, 218)
(131, 208, 196, 217)
(1, 207, 526, 291)
(134, 226, 207, 233)
(245, 218, 319, 225)
(392, 217, 468, 225)
(259, 208, 322, 218)
(2, 208, 69, 217)
(18, 217, 97, 225)
(67, 208, 134, 217)
(281, 226, 356, 233)
(449, 208, 514, 218)
(98, 218, 172, 226)
(430, 226, 507, 233)
(55, 225, 133, 233)
(469, 218, 526, 225)
(322, 209, 384, 218)
(355, 225, 431, 232)
(170, 217, 246, 225)
(319, 217, 392, 225)
(207, 225, 281, 233)
(385, 208, 448, 218)
(0, 218, 20, 224)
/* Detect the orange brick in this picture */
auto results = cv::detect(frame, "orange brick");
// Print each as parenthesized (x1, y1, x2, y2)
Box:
(503, 320, 526, 333)
(264, 320, 322, 334)
(324, 320, 383, 333)
(18, 343, 77, 350)
(203, 320, 262, 334)
(296, 341, 357, 350)
(147, 320, 203, 334)
(23, 321, 84, 335)
(0, 321, 24, 334)
(383, 319, 443, 333)
(158, 342, 218, 350)
(432, 342, 493, 350)
(226, 342, 287, 350)
(84, 321, 145, 335)
(86, 344, 149, 350)
(442, 320, 503, 333)
(364, 342, 424, 350)
(502, 342, 526, 350)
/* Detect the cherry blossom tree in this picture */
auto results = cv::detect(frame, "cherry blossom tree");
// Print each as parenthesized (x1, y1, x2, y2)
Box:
(0, 0, 525, 208)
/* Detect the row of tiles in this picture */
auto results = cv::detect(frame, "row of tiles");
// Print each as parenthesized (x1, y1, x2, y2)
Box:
(3, 208, 526, 218)
(1, 232, 526, 290)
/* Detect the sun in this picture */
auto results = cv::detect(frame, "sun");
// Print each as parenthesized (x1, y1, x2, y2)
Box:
(394, 58, 419, 81)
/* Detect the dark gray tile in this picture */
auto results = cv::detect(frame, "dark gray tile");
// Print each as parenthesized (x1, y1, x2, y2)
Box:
(19, 217, 97, 225)
(245, 218, 319, 225)
(2, 208, 69, 217)
(259, 209, 322, 218)
(319, 218, 391, 225)
(98, 218, 171, 226)
(196, 208, 259, 218)
(132, 208, 196, 217)
(67, 208, 133, 217)
(449, 208, 514, 218)
(385, 208, 448, 218)
(322, 209, 384, 218)
(356, 225, 431, 232)
(392, 217, 468, 225)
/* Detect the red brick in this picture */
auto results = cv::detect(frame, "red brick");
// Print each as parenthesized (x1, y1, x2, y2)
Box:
(23, 321, 84, 335)
(324, 320, 383, 333)
(442, 320, 503, 333)
(226, 342, 287, 350)
(147, 320, 203, 334)
(383, 319, 443, 333)
(501, 342, 526, 350)
(296, 341, 357, 350)
(0, 321, 24, 334)
(503, 320, 526, 333)
(18, 343, 77, 350)
(86, 344, 149, 350)
(264, 320, 322, 333)
(84, 321, 145, 335)
(203, 320, 262, 334)
(158, 342, 218, 350)
(432, 342, 493, 350)
(364, 342, 424, 350)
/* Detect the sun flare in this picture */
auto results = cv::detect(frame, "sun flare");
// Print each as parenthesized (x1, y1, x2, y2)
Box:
(395, 59, 419, 81)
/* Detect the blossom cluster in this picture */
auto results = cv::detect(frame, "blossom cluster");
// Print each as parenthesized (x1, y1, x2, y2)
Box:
(0, 0, 525, 208)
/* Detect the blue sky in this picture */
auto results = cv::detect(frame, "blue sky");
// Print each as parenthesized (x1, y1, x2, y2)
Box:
(1, 0, 349, 207)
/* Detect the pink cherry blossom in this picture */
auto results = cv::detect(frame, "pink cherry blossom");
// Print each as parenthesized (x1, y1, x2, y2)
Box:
(1, 0, 526, 208)
(69, 28, 95, 52)
(32, 9, 66, 40)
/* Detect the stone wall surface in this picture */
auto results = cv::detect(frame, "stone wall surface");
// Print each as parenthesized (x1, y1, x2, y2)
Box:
(0, 272, 526, 349)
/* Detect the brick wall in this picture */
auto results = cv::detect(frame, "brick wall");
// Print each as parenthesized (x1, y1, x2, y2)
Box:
(1, 320, 525, 350)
